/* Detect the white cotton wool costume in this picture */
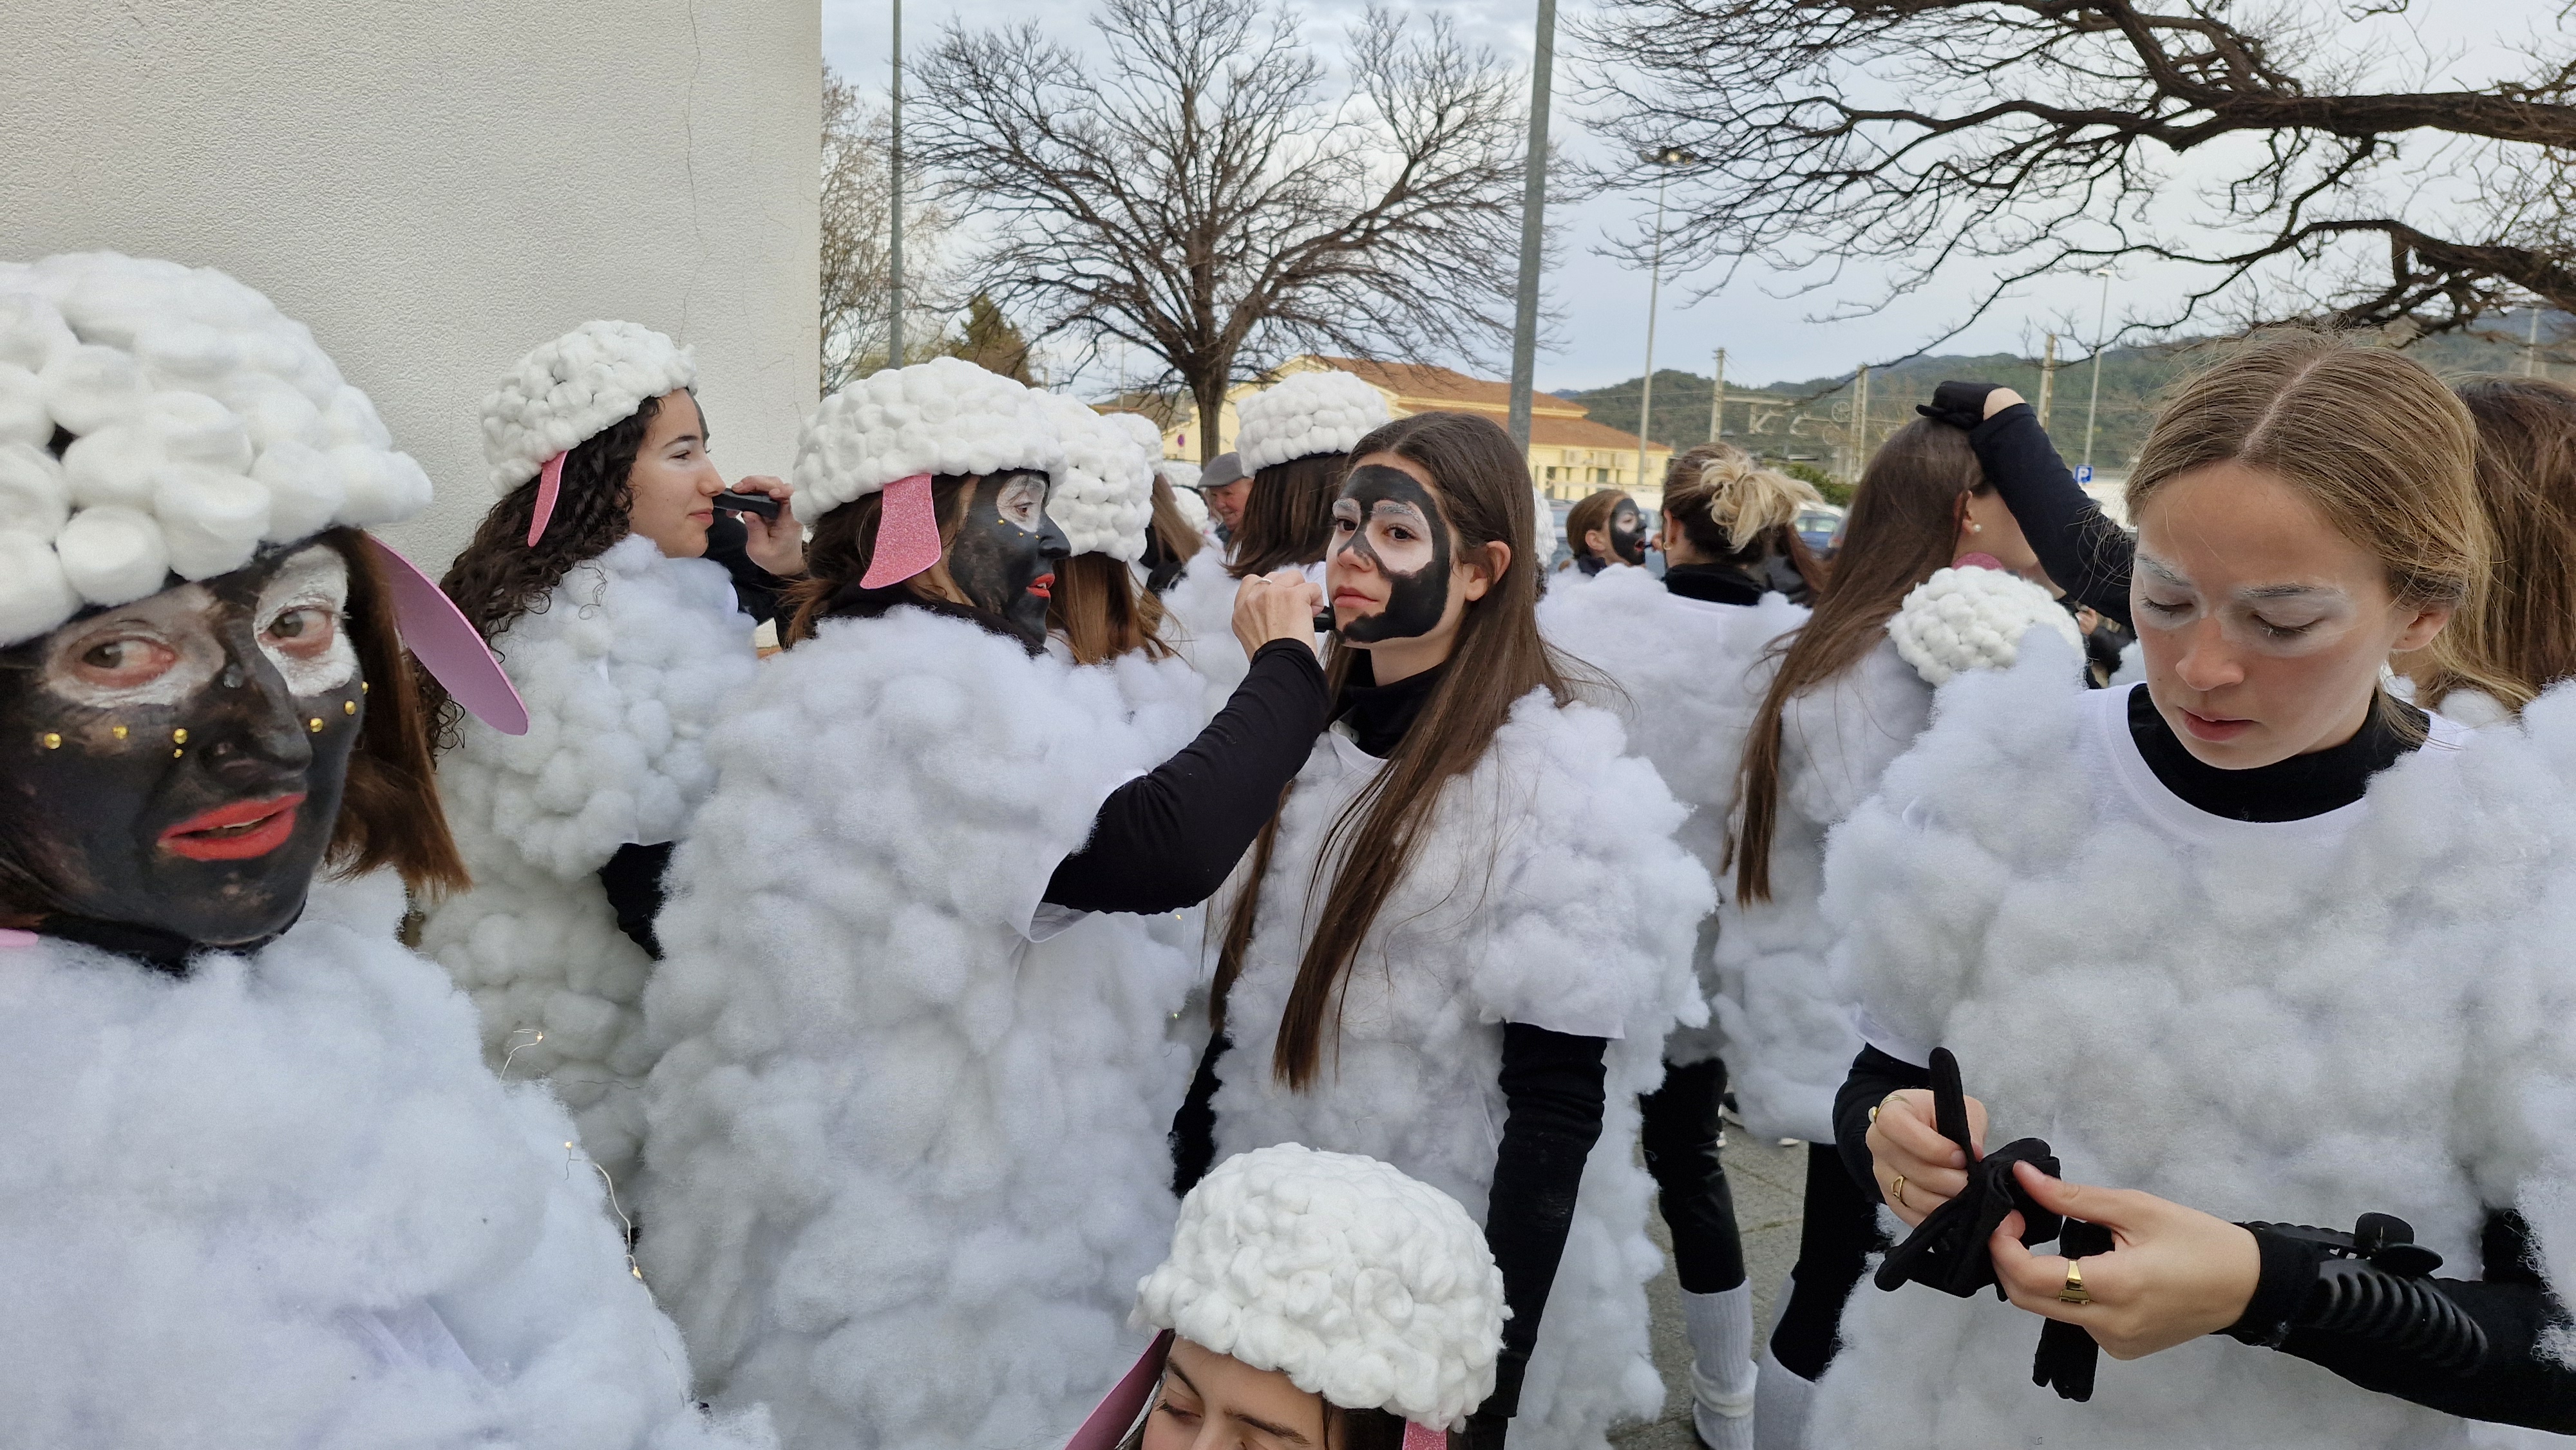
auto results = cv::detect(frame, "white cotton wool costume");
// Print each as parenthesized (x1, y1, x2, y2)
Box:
(0, 252, 433, 645)
(1808, 640, 2576, 1449)
(1716, 565, 2074, 1144)
(0, 852, 772, 1450)
(638, 364, 1203, 1448)
(1209, 691, 1713, 1450)
(479, 320, 696, 493)
(1139, 1144, 1508, 1429)
(419, 534, 759, 1187)
(1233, 368, 1391, 475)
(1040, 393, 1157, 562)
(1537, 563, 1808, 1068)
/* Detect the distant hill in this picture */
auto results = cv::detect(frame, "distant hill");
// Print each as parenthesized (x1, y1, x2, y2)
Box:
(1553, 323, 2565, 480)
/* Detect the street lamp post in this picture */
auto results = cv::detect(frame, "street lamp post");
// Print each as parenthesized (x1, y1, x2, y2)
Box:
(889, 0, 906, 368)
(1636, 146, 1697, 493)
(1505, 0, 1557, 458)
(2081, 266, 2116, 471)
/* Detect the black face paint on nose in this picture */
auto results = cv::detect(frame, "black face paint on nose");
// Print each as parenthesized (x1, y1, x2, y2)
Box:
(0, 544, 365, 954)
(1330, 464, 1453, 644)
(1609, 502, 1647, 565)
(944, 469, 1072, 648)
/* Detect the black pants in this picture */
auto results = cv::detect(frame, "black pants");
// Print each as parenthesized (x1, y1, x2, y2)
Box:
(1766, 1142, 1883, 1380)
(1637, 1056, 1746, 1294)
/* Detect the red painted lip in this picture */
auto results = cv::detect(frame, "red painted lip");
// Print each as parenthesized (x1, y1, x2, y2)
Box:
(1028, 574, 1056, 599)
(2178, 708, 2253, 743)
(160, 793, 306, 862)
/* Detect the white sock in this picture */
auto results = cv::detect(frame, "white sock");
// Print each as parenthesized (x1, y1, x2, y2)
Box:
(1683, 1283, 1756, 1450)
(1752, 1355, 1817, 1450)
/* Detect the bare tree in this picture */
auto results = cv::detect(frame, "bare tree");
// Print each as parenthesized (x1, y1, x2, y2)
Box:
(1579, 0, 2576, 352)
(820, 65, 958, 394)
(913, 0, 1531, 459)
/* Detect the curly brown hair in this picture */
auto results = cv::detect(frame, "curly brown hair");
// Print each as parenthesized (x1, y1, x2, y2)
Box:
(419, 393, 676, 750)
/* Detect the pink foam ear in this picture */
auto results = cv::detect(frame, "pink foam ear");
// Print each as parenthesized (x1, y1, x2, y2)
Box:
(527, 452, 567, 547)
(365, 536, 531, 735)
(0, 929, 35, 948)
(1064, 1330, 1173, 1450)
(1402, 1420, 1447, 1450)
(859, 473, 942, 589)
(1953, 552, 2006, 572)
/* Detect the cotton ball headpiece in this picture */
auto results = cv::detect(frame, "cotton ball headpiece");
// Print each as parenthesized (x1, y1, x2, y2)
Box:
(479, 320, 695, 546)
(1234, 370, 1392, 475)
(1886, 561, 2085, 686)
(1039, 394, 1158, 563)
(1065, 1144, 1503, 1449)
(792, 357, 1066, 589)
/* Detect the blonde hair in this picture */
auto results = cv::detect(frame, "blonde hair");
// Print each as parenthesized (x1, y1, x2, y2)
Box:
(1663, 442, 1822, 554)
(2125, 331, 2506, 717)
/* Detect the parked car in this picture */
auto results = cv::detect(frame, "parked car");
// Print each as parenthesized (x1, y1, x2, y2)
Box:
(1794, 504, 1847, 561)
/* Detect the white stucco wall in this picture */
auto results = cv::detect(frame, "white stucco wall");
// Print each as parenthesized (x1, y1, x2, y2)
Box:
(0, 0, 820, 571)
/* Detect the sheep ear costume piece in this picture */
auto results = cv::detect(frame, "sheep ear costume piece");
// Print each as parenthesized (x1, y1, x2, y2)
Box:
(1079, 1144, 1508, 1449)
(478, 319, 697, 550)
(0, 251, 525, 734)
(857, 473, 940, 587)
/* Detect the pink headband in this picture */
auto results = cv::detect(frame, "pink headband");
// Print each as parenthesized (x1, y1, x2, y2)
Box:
(1064, 1331, 1447, 1450)
(527, 452, 568, 547)
(366, 536, 530, 735)
(858, 473, 942, 589)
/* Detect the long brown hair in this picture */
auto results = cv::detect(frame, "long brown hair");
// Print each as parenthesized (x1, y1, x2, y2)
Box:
(421, 393, 675, 750)
(2411, 377, 2576, 717)
(1563, 489, 1629, 565)
(2124, 331, 2490, 739)
(1050, 552, 1177, 663)
(1212, 411, 1584, 1090)
(1229, 451, 1349, 578)
(1660, 442, 1826, 590)
(1148, 473, 1206, 574)
(1731, 419, 1984, 904)
(326, 529, 469, 897)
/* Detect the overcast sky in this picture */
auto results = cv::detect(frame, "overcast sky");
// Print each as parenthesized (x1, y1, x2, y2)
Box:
(823, 0, 2562, 395)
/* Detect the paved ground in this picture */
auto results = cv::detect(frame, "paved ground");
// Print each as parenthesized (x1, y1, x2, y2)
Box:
(1614, 1127, 1809, 1450)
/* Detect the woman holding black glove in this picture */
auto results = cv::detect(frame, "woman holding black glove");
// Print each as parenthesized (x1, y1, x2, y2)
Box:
(1917, 380, 2135, 627)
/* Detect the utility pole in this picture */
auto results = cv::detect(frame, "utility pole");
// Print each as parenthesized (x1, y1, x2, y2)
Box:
(2083, 267, 2116, 469)
(2037, 332, 2058, 430)
(1851, 364, 1870, 474)
(1708, 346, 1726, 442)
(1635, 146, 1697, 492)
(1504, 0, 1557, 460)
(2528, 305, 2544, 379)
(888, 0, 906, 368)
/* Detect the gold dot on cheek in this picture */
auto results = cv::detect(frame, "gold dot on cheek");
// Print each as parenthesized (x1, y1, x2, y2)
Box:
(343, 700, 358, 716)
(111, 725, 128, 740)
(172, 728, 188, 746)
(41, 732, 61, 750)
(360, 681, 370, 695)
(307, 717, 325, 733)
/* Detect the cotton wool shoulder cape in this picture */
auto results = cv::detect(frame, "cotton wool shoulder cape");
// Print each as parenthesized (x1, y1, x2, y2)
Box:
(1537, 563, 1807, 1069)
(0, 871, 769, 1450)
(637, 605, 1204, 1450)
(1208, 690, 1713, 1450)
(1810, 639, 2576, 1449)
(421, 534, 757, 1187)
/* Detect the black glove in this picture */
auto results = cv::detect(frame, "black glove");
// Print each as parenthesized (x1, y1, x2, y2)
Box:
(1872, 1048, 2064, 1298)
(1917, 381, 2005, 433)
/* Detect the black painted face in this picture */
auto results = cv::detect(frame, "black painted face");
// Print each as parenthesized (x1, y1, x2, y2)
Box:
(0, 543, 365, 946)
(1327, 464, 1453, 643)
(944, 469, 1072, 646)
(1609, 500, 1647, 565)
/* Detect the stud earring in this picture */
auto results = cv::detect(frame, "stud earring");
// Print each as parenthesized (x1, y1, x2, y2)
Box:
(1968, 522, 1984, 533)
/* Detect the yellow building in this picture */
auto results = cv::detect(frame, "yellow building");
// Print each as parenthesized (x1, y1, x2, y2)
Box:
(1164, 355, 1676, 510)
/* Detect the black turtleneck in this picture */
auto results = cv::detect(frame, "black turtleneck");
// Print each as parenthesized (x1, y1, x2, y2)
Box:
(1335, 655, 1448, 758)
(2126, 683, 2426, 822)
(1662, 562, 1767, 607)
(34, 907, 300, 977)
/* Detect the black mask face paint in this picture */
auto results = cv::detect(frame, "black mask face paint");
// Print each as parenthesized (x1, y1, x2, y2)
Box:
(1609, 500, 1647, 565)
(944, 470, 1072, 647)
(1328, 464, 1453, 643)
(0, 543, 366, 950)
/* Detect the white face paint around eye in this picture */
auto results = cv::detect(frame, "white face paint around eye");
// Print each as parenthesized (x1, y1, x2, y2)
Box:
(994, 475, 1050, 531)
(2132, 556, 2363, 659)
(253, 546, 356, 697)
(39, 585, 226, 711)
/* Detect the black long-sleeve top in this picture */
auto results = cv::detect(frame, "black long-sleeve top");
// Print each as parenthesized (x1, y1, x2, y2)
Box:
(1967, 403, 2137, 629)
(702, 513, 794, 626)
(1832, 690, 2576, 1429)
(1165, 655, 1612, 1436)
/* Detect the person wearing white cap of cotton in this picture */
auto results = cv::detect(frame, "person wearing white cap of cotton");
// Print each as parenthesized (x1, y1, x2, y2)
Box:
(0, 252, 768, 1449)
(411, 320, 791, 1192)
(1063, 1143, 1507, 1450)
(1162, 370, 1392, 717)
(1038, 392, 1183, 665)
(638, 355, 1365, 1450)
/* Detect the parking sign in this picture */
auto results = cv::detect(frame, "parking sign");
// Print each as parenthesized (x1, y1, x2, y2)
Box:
(2074, 464, 2094, 486)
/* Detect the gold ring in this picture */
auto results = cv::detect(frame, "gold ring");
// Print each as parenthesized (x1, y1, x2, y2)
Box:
(2058, 1258, 2092, 1306)
(1889, 1174, 1908, 1208)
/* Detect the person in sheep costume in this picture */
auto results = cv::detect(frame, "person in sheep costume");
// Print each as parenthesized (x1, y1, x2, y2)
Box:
(1823, 334, 2576, 1445)
(1189, 411, 1710, 1450)
(1163, 370, 1390, 719)
(0, 252, 768, 1449)
(1063, 1144, 1506, 1450)
(1038, 391, 1189, 668)
(417, 321, 775, 1190)
(638, 355, 1337, 1450)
